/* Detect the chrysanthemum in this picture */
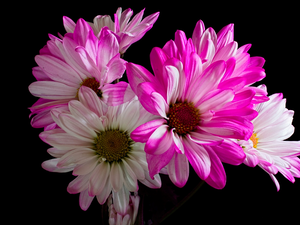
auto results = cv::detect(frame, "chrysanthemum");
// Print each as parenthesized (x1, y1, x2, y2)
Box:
(63, 7, 159, 55)
(29, 18, 134, 130)
(125, 26, 264, 189)
(108, 192, 139, 225)
(40, 86, 161, 213)
(237, 85, 300, 191)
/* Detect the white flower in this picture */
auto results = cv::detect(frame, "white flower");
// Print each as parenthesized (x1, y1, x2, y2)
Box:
(40, 86, 161, 212)
(237, 85, 300, 191)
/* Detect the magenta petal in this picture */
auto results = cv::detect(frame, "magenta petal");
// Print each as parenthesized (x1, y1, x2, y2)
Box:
(63, 16, 76, 33)
(101, 82, 135, 106)
(145, 125, 173, 155)
(136, 82, 160, 115)
(73, 18, 92, 47)
(146, 143, 176, 179)
(203, 146, 226, 189)
(131, 119, 166, 143)
(174, 30, 187, 56)
(200, 116, 253, 140)
(167, 152, 189, 188)
(150, 47, 168, 86)
(192, 20, 205, 54)
(183, 138, 211, 180)
(162, 40, 179, 59)
(212, 139, 246, 165)
(126, 62, 154, 95)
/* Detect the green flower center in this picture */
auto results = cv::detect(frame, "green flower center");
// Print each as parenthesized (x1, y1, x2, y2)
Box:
(77, 77, 102, 98)
(93, 129, 133, 162)
(167, 101, 200, 136)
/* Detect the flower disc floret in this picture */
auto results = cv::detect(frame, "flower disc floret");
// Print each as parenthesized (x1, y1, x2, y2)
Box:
(79, 77, 102, 98)
(94, 129, 133, 162)
(167, 101, 200, 136)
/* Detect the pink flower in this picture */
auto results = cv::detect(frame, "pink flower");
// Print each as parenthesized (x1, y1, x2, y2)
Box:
(125, 21, 265, 188)
(63, 7, 160, 55)
(237, 85, 300, 191)
(28, 18, 135, 130)
(40, 86, 161, 212)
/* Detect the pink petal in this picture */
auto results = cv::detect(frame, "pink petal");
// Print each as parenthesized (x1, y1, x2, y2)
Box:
(200, 116, 253, 140)
(101, 82, 136, 106)
(174, 30, 187, 56)
(240, 67, 266, 85)
(126, 62, 154, 94)
(63, 16, 76, 33)
(73, 156, 99, 175)
(29, 81, 77, 100)
(97, 31, 119, 71)
(212, 139, 246, 165)
(105, 54, 126, 83)
(192, 20, 205, 54)
(41, 158, 75, 173)
(35, 55, 82, 86)
(244, 152, 259, 167)
(146, 142, 176, 179)
(110, 162, 124, 192)
(67, 174, 91, 194)
(167, 152, 189, 188)
(32, 66, 51, 81)
(73, 18, 92, 47)
(151, 92, 169, 118)
(183, 138, 211, 180)
(203, 146, 226, 189)
(150, 47, 168, 85)
(131, 119, 166, 143)
(188, 128, 223, 145)
(145, 125, 173, 155)
(162, 40, 179, 59)
(213, 41, 237, 63)
(136, 82, 160, 115)
(79, 189, 94, 211)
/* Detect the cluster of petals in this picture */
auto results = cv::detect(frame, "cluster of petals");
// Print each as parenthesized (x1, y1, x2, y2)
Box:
(237, 85, 300, 191)
(28, 17, 135, 130)
(108, 192, 139, 225)
(125, 19, 269, 189)
(63, 7, 159, 54)
(40, 86, 161, 212)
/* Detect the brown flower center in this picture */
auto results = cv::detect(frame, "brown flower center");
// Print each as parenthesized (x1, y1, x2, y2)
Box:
(93, 130, 133, 162)
(167, 101, 200, 136)
(78, 77, 102, 98)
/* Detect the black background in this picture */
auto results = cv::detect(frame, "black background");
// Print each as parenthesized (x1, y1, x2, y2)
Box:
(19, 1, 300, 224)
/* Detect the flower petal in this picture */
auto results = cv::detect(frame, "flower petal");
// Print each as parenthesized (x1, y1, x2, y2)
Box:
(167, 152, 189, 188)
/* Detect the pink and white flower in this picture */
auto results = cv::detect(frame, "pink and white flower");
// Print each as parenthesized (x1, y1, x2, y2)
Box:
(108, 192, 139, 225)
(29, 18, 135, 130)
(63, 7, 160, 55)
(40, 86, 161, 213)
(237, 85, 300, 191)
(125, 22, 267, 188)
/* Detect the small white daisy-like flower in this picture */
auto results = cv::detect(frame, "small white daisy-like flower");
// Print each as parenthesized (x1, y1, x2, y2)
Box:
(40, 86, 161, 213)
(237, 85, 300, 191)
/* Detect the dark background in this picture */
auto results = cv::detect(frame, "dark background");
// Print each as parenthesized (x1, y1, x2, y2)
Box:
(19, 1, 300, 224)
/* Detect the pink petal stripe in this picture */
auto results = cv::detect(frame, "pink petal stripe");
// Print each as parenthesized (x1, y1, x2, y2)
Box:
(67, 174, 91, 194)
(150, 47, 168, 85)
(78, 86, 107, 118)
(183, 138, 211, 180)
(146, 142, 176, 179)
(174, 30, 187, 56)
(32, 66, 51, 81)
(131, 119, 166, 143)
(145, 125, 173, 155)
(192, 20, 205, 54)
(29, 81, 77, 100)
(151, 92, 168, 118)
(200, 116, 253, 140)
(63, 16, 76, 33)
(162, 40, 179, 59)
(203, 146, 226, 189)
(136, 82, 160, 115)
(212, 139, 246, 165)
(73, 18, 92, 47)
(126, 62, 154, 95)
(79, 189, 94, 211)
(167, 152, 189, 188)
(188, 128, 223, 145)
(105, 54, 126, 84)
(101, 82, 136, 106)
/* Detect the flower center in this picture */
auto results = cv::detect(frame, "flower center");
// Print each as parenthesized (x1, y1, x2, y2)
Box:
(250, 133, 259, 148)
(78, 77, 102, 98)
(167, 101, 200, 136)
(93, 129, 133, 162)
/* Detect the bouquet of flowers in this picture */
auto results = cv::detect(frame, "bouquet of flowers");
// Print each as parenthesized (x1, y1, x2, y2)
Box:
(28, 7, 300, 225)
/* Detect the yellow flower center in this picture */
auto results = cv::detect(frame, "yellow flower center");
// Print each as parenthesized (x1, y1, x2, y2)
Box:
(250, 133, 259, 148)
(93, 129, 133, 162)
(167, 101, 200, 136)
